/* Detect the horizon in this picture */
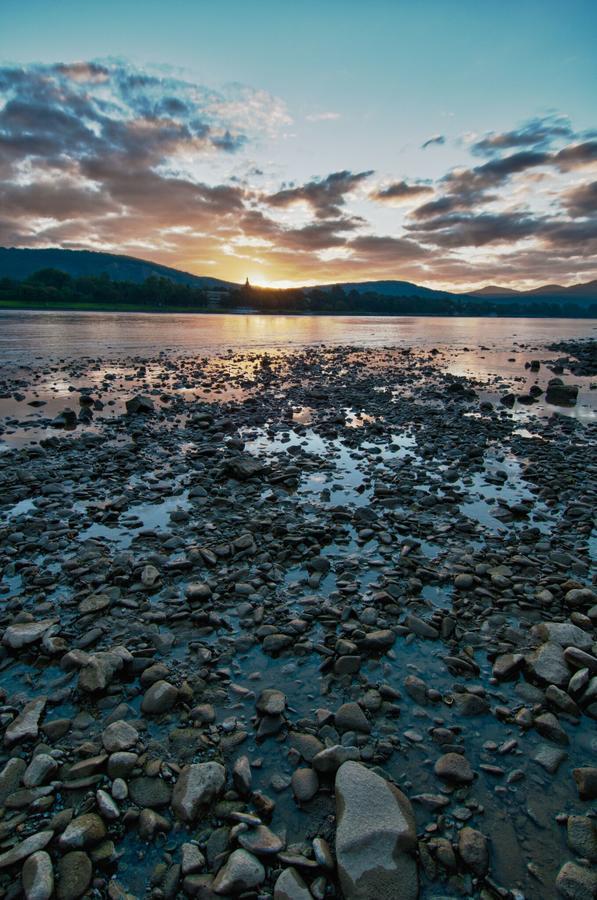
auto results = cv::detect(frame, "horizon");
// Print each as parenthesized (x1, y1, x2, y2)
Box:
(0, 1, 596, 291)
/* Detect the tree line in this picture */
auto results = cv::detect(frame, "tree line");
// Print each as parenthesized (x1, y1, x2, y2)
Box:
(0, 268, 595, 317)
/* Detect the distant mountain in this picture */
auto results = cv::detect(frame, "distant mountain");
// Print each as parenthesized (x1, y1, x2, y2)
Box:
(319, 279, 452, 299)
(0, 247, 235, 289)
(467, 280, 597, 301)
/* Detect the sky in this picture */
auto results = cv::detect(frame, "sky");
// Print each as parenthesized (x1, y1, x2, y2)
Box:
(0, 0, 596, 289)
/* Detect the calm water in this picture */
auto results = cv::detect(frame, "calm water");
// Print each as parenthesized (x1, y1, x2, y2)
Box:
(0, 310, 595, 363)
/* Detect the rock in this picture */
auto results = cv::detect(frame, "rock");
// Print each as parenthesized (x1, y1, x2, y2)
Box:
(361, 630, 395, 652)
(2, 619, 57, 649)
(572, 767, 597, 801)
(567, 816, 597, 862)
(56, 851, 92, 900)
(140, 564, 160, 588)
(102, 720, 139, 752)
(274, 867, 312, 900)
(126, 395, 154, 415)
(526, 642, 570, 688)
(23, 753, 58, 788)
(181, 843, 206, 876)
(238, 824, 284, 855)
(212, 849, 265, 894)
(256, 689, 286, 715)
(292, 768, 319, 802)
(334, 655, 361, 675)
(4, 696, 46, 746)
(534, 712, 569, 745)
(458, 827, 489, 876)
(0, 831, 54, 869)
(172, 762, 226, 822)
(555, 861, 597, 899)
(545, 381, 578, 406)
(22, 850, 54, 900)
(59, 813, 106, 849)
(434, 753, 474, 784)
(335, 702, 371, 734)
(406, 615, 439, 639)
(533, 744, 567, 774)
(492, 653, 524, 680)
(78, 646, 132, 693)
(232, 756, 252, 796)
(454, 573, 474, 589)
(128, 776, 172, 809)
(531, 622, 593, 650)
(141, 679, 178, 714)
(185, 582, 212, 602)
(312, 745, 360, 774)
(226, 456, 265, 480)
(335, 761, 417, 900)
(0, 757, 26, 804)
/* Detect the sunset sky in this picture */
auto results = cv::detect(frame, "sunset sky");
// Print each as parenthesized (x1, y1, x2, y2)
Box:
(0, 0, 596, 289)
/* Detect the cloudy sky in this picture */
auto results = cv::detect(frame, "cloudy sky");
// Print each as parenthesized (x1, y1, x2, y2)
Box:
(0, 0, 596, 289)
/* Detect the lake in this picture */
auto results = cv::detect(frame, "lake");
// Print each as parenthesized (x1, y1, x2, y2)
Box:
(0, 310, 595, 364)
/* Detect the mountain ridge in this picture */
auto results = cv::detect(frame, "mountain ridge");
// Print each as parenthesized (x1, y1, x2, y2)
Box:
(1, 247, 596, 302)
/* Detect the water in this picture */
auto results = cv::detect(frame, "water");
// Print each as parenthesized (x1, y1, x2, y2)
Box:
(0, 310, 595, 364)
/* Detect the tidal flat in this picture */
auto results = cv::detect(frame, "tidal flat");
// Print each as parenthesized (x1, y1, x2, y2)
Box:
(0, 328, 595, 900)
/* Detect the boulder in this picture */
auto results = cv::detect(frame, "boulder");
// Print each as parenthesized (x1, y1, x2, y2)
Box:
(335, 760, 417, 899)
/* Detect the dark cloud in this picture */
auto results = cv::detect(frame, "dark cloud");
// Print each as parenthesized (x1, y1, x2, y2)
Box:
(408, 211, 540, 248)
(371, 180, 433, 203)
(554, 140, 597, 170)
(421, 135, 445, 149)
(266, 170, 374, 218)
(561, 181, 597, 217)
(472, 115, 574, 156)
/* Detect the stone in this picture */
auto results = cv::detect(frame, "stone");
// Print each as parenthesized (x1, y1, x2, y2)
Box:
(567, 816, 597, 862)
(534, 712, 569, 745)
(141, 679, 178, 714)
(458, 827, 489, 876)
(56, 851, 92, 900)
(256, 689, 286, 715)
(238, 824, 284, 855)
(0, 831, 53, 869)
(361, 630, 395, 652)
(312, 745, 360, 774)
(102, 720, 139, 752)
(555, 861, 597, 899)
(4, 696, 46, 746)
(212, 849, 265, 894)
(22, 850, 54, 900)
(0, 757, 26, 804)
(172, 762, 226, 822)
(2, 619, 57, 649)
(126, 395, 154, 415)
(434, 753, 474, 784)
(128, 776, 172, 809)
(572, 768, 597, 801)
(531, 622, 593, 650)
(23, 753, 58, 788)
(232, 756, 252, 796)
(533, 744, 567, 774)
(526, 642, 570, 688)
(59, 813, 106, 849)
(335, 761, 417, 900)
(292, 768, 319, 802)
(274, 867, 312, 900)
(335, 702, 371, 734)
(181, 843, 206, 876)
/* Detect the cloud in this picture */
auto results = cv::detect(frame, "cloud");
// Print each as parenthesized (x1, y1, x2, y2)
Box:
(472, 115, 574, 156)
(265, 170, 374, 218)
(306, 112, 340, 122)
(554, 140, 597, 171)
(421, 134, 445, 149)
(561, 180, 597, 217)
(371, 180, 433, 204)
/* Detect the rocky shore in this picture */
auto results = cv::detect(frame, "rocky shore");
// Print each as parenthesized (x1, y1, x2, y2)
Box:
(0, 338, 595, 900)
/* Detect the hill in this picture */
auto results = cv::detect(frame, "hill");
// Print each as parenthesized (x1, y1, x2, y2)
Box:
(0, 247, 234, 289)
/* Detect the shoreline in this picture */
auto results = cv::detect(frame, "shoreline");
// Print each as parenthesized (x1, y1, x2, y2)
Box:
(1, 300, 596, 319)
